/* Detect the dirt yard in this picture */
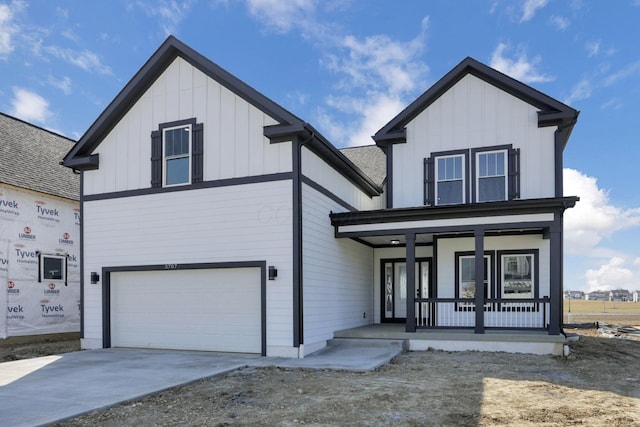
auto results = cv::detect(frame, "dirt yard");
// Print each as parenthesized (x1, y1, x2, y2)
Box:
(0, 334, 80, 363)
(34, 326, 637, 427)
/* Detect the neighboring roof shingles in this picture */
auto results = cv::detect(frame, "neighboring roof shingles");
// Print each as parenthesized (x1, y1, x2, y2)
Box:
(0, 113, 79, 200)
(339, 145, 386, 187)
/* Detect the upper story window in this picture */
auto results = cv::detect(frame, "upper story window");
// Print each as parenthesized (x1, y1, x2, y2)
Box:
(424, 145, 519, 206)
(163, 125, 191, 186)
(436, 154, 465, 205)
(151, 118, 204, 188)
(476, 149, 507, 202)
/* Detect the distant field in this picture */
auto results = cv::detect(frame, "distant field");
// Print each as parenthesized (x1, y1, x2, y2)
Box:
(564, 299, 640, 325)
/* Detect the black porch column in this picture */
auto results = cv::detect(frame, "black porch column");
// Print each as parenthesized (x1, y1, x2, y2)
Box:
(549, 216, 562, 335)
(405, 233, 416, 332)
(474, 227, 485, 334)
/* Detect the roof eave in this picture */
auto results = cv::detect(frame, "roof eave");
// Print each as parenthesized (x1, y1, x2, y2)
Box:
(63, 154, 99, 171)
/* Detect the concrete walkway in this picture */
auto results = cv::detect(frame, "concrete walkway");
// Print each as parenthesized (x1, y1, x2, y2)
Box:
(0, 339, 403, 427)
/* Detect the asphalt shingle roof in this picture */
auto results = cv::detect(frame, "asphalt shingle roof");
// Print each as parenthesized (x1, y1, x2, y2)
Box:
(339, 145, 386, 187)
(0, 113, 79, 200)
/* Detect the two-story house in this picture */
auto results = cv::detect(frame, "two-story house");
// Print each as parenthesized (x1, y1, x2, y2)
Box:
(63, 36, 578, 357)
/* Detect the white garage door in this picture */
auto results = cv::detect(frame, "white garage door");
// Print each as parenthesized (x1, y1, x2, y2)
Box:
(110, 267, 261, 353)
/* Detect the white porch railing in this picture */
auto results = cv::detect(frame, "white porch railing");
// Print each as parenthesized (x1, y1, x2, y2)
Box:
(415, 298, 550, 330)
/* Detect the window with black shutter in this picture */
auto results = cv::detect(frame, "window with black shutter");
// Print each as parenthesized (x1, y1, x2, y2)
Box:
(423, 144, 520, 206)
(150, 118, 203, 187)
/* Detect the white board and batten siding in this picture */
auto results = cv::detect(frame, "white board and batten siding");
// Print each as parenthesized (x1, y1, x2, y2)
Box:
(301, 147, 384, 212)
(302, 184, 374, 354)
(393, 74, 557, 208)
(83, 56, 291, 196)
(300, 147, 382, 353)
(81, 180, 294, 355)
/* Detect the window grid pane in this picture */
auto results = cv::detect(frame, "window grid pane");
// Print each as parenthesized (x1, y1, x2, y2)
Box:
(478, 152, 505, 178)
(502, 254, 533, 299)
(165, 157, 190, 186)
(459, 256, 489, 299)
(163, 125, 191, 186)
(436, 154, 464, 205)
(477, 151, 506, 202)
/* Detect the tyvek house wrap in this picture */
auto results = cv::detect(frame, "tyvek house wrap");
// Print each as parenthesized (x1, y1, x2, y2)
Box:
(0, 184, 80, 338)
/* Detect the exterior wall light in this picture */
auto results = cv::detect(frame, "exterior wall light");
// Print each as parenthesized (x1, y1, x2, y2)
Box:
(390, 239, 401, 245)
(268, 266, 278, 280)
(90, 272, 100, 284)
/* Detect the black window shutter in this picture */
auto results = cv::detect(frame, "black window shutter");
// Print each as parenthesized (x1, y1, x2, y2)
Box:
(424, 156, 435, 206)
(192, 123, 204, 183)
(508, 148, 520, 200)
(150, 130, 162, 188)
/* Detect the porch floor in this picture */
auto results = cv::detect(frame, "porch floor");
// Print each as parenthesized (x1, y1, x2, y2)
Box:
(333, 324, 567, 355)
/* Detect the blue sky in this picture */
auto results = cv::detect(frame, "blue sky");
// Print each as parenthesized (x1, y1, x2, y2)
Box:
(1, 0, 639, 292)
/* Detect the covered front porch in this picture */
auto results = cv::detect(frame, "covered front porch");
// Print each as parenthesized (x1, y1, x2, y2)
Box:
(330, 197, 578, 337)
(333, 323, 567, 355)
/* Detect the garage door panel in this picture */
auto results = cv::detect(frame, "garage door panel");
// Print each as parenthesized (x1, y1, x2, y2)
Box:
(110, 267, 262, 353)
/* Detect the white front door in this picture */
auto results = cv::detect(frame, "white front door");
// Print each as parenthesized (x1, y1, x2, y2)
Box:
(382, 259, 430, 322)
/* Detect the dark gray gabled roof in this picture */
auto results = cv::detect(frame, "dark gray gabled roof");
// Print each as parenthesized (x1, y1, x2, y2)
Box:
(63, 35, 304, 168)
(339, 145, 386, 187)
(0, 112, 79, 200)
(374, 57, 579, 147)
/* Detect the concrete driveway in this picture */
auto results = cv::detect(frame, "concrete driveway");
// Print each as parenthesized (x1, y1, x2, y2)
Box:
(0, 339, 402, 427)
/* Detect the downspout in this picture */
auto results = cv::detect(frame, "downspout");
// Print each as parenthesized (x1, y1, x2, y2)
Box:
(79, 171, 84, 340)
(553, 117, 578, 335)
(292, 130, 315, 352)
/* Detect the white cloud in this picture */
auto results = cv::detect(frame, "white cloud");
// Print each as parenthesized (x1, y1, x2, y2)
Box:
(245, 0, 316, 33)
(603, 60, 640, 87)
(585, 40, 600, 58)
(584, 257, 635, 292)
(0, 0, 22, 58)
(564, 168, 640, 256)
(241, 1, 429, 147)
(132, 0, 195, 36)
(10, 87, 52, 124)
(323, 93, 407, 147)
(564, 78, 591, 104)
(600, 98, 622, 110)
(56, 6, 68, 18)
(489, 43, 553, 83)
(61, 29, 79, 42)
(44, 45, 112, 75)
(549, 15, 569, 31)
(564, 169, 640, 292)
(520, 0, 548, 22)
(318, 16, 429, 146)
(48, 75, 72, 95)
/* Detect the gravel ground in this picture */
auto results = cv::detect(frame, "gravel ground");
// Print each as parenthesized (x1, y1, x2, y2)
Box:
(0, 335, 80, 362)
(40, 326, 640, 427)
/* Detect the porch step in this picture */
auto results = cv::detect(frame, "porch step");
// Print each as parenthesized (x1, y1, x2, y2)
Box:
(295, 338, 407, 371)
(327, 338, 408, 352)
